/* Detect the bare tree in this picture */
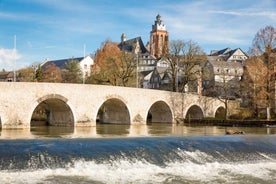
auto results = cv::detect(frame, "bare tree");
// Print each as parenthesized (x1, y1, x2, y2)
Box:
(179, 40, 206, 93)
(163, 40, 206, 92)
(116, 51, 136, 86)
(250, 26, 276, 56)
(163, 40, 182, 91)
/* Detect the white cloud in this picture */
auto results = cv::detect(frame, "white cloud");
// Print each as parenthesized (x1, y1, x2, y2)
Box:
(0, 48, 21, 70)
(209, 9, 276, 19)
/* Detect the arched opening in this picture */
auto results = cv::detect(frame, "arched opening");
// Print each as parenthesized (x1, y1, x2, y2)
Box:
(147, 101, 173, 124)
(185, 105, 204, 120)
(31, 98, 74, 127)
(215, 106, 226, 119)
(96, 98, 130, 124)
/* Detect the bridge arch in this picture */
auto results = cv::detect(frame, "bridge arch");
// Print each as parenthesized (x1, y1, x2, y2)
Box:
(96, 98, 130, 124)
(215, 106, 226, 119)
(185, 105, 204, 119)
(30, 94, 75, 127)
(147, 100, 173, 123)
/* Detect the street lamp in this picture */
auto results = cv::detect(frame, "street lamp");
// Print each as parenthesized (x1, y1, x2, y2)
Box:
(176, 58, 178, 92)
(13, 35, 17, 82)
(136, 53, 139, 88)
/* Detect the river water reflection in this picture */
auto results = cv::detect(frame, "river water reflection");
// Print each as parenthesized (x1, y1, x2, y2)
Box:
(0, 124, 275, 139)
(1, 124, 276, 184)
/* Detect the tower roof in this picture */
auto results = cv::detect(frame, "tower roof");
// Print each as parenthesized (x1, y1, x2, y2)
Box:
(152, 14, 166, 31)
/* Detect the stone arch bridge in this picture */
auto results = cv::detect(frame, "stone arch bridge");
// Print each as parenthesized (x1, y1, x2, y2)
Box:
(0, 82, 229, 129)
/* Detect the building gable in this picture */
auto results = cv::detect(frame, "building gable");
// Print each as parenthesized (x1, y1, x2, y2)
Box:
(227, 48, 248, 61)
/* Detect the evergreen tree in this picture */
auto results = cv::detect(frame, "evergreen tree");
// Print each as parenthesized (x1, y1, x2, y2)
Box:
(62, 59, 82, 83)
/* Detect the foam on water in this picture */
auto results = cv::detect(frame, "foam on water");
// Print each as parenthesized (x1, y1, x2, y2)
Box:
(0, 153, 275, 184)
(0, 136, 276, 183)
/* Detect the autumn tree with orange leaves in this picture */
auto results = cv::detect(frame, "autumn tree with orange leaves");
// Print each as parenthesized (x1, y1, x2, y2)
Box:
(88, 40, 136, 86)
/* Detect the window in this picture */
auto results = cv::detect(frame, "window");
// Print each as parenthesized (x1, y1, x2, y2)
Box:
(84, 64, 87, 69)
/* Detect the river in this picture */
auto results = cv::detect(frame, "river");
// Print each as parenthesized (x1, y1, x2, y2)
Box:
(0, 124, 275, 184)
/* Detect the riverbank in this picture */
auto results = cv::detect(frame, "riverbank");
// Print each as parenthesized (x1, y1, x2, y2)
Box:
(181, 119, 276, 127)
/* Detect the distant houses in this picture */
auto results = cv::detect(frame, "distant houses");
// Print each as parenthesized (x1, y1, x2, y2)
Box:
(41, 55, 94, 78)
(203, 48, 248, 98)
(0, 71, 15, 82)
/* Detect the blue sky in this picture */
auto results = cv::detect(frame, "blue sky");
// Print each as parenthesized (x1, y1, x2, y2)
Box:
(0, 0, 276, 70)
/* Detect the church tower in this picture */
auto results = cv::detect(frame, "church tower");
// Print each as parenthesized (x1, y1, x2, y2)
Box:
(150, 14, 169, 58)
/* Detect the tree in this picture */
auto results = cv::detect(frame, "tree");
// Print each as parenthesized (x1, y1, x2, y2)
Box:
(90, 40, 120, 85)
(35, 64, 43, 82)
(241, 56, 268, 118)
(116, 51, 136, 86)
(17, 67, 35, 82)
(213, 62, 243, 119)
(62, 59, 82, 83)
(247, 26, 276, 119)
(90, 40, 136, 86)
(163, 40, 206, 92)
(41, 64, 62, 83)
(250, 26, 276, 56)
(264, 47, 276, 119)
(178, 40, 206, 93)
